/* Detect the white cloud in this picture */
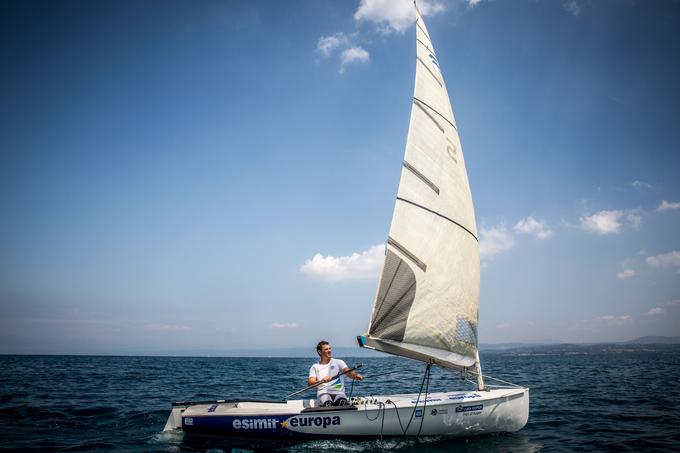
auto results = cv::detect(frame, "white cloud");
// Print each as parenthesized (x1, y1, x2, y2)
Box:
(646, 307, 665, 316)
(354, 0, 445, 34)
(596, 314, 633, 325)
(580, 210, 623, 235)
(646, 250, 680, 269)
(632, 180, 652, 190)
(514, 216, 554, 239)
(316, 33, 347, 57)
(468, 0, 482, 7)
(626, 213, 642, 230)
(616, 269, 636, 280)
(271, 322, 298, 329)
(479, 226, 514, 259)
(301, 244, 384, 281)
(657, 200, 680, 212)
(564, 0, 581, 16)
(340, 46, 370, 71)
(667, 299, 680, 306)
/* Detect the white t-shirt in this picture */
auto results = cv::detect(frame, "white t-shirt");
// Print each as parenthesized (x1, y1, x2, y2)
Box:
(309, 358, 348, 396)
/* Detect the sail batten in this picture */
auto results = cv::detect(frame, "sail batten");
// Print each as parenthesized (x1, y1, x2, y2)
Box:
(360, 10, 480, 370)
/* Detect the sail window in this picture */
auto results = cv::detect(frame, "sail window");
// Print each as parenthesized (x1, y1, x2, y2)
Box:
(455, 317, 478, 345)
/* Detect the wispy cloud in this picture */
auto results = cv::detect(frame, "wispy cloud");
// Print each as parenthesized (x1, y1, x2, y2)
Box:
(616, 269, 636, 280)
(354, 0, 445, 34)
(467, 0, 482, 8)
(646, 250, 680, 269)
(580, 210, 624, 235)
(479, 226, 514, 259)
(667, 299, 680, 306)
(656, 200, 680, 212)
(301, 244, 384, 281)
(632, 180, 653, 191)
(563, 0, 581, 16)
(514, 216, 554, 239)
(340, 46, 370, 72)
(646, 307, 665, 316)
(316, 33, 348, 57)
(271, 322, 298, 329)
(596, 314, 633, 325)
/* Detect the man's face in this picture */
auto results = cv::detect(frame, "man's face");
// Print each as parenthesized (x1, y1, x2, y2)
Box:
(319, 344, 332, 359)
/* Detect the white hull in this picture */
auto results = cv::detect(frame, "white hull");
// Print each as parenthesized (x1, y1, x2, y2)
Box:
(165, 388, 529, 439)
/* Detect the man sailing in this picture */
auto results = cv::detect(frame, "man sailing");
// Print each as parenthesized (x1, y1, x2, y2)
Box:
(308, 340, 363, 406)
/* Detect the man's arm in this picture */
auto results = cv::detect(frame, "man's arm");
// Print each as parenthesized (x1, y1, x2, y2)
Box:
(307, 375, 332, 386)
(342, 367, 364, 381)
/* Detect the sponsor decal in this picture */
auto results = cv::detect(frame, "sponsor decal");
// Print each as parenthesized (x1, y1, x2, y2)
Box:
(415, 409, 423, 418)
(232, 418, 279, 430)
(410, 397, 442, 403)
(439, 408, 448, 415)
(428, 53, 440, 67)
(184, 417, 193, 426)
(288, 415, 341, 429)
(207, 404, 218, 413)
(448, 393, 481, 401)
(455, 404, 483, 413)
(431, 409, 437, 416)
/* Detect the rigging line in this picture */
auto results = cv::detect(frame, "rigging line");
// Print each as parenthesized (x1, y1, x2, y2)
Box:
(396, 197, 479, 242)
(384, 362, 432, 451)
(416, 363, 432, 437)
(463, 369, 523, 388)
(413, 96, 457, 131)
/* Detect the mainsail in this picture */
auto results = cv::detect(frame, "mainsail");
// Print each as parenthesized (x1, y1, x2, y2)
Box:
(359, 9, 480, 369)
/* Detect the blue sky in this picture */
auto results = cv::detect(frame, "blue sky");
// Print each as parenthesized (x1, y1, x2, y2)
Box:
(1, 0, 679, 355)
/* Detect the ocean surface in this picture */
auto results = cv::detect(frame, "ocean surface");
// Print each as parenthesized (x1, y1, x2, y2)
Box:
(1, 347, 679, 452)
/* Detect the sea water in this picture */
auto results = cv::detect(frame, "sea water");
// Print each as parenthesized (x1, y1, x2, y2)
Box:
(1, 347, 679, 451)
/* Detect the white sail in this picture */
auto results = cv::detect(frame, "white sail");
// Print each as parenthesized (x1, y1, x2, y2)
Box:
(359, 9, 480, 369)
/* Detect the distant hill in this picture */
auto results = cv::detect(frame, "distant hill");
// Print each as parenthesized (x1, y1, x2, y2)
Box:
(625, 336, 680, 345)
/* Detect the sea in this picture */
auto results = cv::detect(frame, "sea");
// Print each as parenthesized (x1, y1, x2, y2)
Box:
(1, 345, 679, 452)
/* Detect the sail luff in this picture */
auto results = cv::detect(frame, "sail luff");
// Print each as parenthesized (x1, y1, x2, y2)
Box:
(360, 9, 480, 370)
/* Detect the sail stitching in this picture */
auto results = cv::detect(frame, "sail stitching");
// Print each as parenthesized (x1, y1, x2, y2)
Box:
(396, 197, 478, 242)
(416, 55, 443, 87)
(388, 237, 428, 271)
(403, 161, 440, 195)
(413, 97, 456, 131)
(413, 100, 445, 133)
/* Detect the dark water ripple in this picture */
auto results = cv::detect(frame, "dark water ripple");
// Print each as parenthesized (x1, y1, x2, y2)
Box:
(0, 349, 678, 451)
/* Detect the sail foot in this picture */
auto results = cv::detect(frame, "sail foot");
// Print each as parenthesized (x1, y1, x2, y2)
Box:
(360, 336, 476, 370)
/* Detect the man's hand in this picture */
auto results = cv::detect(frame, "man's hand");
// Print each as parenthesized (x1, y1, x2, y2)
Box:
(354, 373, 364, 381)
(323, 376, 332, 382)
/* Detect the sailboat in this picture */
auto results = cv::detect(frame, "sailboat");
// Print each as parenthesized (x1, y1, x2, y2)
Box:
(164, 6, 529, 439)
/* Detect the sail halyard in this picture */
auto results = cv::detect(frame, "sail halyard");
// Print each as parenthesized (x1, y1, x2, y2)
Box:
(359, 8, 481, 371)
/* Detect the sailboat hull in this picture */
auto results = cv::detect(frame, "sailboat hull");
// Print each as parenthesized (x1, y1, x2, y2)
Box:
(165, 388, 528, 439)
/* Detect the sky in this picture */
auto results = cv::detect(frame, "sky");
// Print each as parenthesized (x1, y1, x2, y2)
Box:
(1, 0, 679, 355)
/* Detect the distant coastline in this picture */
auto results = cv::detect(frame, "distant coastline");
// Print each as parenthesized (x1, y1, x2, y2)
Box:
(1, 336, 679, 357)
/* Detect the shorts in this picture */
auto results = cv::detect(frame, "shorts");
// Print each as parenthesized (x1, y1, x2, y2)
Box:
(318, 393, 348, 407)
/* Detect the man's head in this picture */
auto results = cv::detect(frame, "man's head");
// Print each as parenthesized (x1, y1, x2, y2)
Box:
(316, 340, 331, 360)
